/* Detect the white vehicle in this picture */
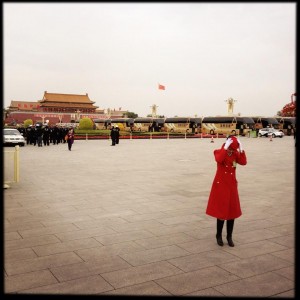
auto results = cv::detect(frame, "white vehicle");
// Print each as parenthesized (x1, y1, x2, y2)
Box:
(258, 128, 284, 138)
(4, 128, 26, 146)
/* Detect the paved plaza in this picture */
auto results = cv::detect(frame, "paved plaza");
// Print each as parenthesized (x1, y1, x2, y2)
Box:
(4, 136, 296, 296)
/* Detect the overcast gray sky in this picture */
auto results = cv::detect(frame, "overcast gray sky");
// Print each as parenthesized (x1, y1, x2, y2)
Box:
(4, 2, 296, 118)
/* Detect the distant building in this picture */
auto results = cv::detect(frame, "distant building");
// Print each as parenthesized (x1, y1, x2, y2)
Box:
(4, 91, 128, 125)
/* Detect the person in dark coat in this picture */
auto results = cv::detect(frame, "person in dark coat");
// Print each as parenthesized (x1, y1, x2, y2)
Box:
(26, 125, 33, 145)
(206, 135, 247, 247)
(66, 128, 74, 151)
(115, 125, 120, 144)
(110, 125, 117, 146)
(52, 125, 60, 145)
(32, 125, 38, 146)
(35, 124, 43, 147)
(17, 125, 26, 138)
(62, 127, 69, 143)
(43, 125, 50, 146)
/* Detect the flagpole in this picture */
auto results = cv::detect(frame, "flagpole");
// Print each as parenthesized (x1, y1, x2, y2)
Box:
(157, 83, 165, 118)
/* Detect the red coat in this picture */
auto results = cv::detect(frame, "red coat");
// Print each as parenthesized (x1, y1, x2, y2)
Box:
(206, 144, 247, 220)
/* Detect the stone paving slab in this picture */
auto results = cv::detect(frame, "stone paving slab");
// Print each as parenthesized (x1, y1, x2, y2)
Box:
(4, 137, 296, 296)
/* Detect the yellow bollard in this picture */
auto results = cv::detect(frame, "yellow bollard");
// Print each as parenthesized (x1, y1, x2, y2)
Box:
(14, 145, 20, 183)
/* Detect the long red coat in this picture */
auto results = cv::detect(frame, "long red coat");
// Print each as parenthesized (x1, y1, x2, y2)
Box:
(206, 144, 247, 220)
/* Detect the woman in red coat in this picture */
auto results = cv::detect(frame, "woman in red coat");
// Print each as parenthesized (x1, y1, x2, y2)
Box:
(206, 135, 247, 247)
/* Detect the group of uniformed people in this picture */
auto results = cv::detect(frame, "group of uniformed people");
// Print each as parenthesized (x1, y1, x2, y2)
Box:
(17, 124, 71, 147)
(16, 123, 122, 147)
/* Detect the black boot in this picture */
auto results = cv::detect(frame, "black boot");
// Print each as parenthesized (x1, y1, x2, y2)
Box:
(226, 219, 235, 247)
(216, 219, 225, 246)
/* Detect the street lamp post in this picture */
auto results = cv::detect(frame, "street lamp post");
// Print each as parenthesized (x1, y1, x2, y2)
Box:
(291, 93, 296, 103)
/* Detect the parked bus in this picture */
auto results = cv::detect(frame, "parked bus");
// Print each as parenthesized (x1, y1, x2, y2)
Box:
(131, 118, 164, 132)
(109, 118, 134, 131)
(236, 117, 255, 136)
(275, 117, 296, 136)
(94, 119, 110, 130)
(189, 117, 202, 133)
(201, 116, 255, 136)
(132, 117, 155, 132)
(162, 117, 191, 133)
(152, 118, 165, 132)
(252, 117, 279, 131)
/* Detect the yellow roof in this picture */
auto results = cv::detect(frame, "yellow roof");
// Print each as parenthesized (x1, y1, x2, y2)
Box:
(41, 92, 95, 104)
(8, 101, 40, 111)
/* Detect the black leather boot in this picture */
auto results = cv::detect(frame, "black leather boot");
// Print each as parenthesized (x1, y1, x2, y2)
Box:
(216, 219, 224, 246)
(226, 219, 235, 247)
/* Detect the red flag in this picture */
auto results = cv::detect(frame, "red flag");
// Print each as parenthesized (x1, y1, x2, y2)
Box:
(158, 84, 165, 90)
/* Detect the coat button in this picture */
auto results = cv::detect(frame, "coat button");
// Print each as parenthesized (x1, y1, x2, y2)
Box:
(225, 172, 227, 174)
(231, 173, 233, 175)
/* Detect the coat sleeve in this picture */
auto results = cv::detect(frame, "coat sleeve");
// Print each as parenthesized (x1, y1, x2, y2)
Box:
(236, 151, 247, 165)
(214, 147, 227, 163)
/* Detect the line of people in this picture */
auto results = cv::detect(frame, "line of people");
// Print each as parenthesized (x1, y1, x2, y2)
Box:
(17, 123, 119, 148)
(17, 124, 73, 147)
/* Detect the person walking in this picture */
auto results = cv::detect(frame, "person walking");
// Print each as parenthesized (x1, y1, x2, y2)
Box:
(66, 128, 75, 151)
(206, 135, 247, 247)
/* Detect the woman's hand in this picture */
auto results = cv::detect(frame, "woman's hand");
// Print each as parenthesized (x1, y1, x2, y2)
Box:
(237, 139, 243, 152)
(224, 138, 233, 150)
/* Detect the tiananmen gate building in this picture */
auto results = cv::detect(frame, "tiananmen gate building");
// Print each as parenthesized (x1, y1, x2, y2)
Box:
(4, 91, 127, 125)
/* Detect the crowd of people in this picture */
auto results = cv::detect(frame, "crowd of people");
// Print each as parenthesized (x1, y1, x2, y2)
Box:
(16, 124, 75, 148)
(14, 123, 122, 149)
(15, 123, 121, 149)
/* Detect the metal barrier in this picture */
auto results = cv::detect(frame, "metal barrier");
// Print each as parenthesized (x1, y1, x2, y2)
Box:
(4, 145, 20, 188)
